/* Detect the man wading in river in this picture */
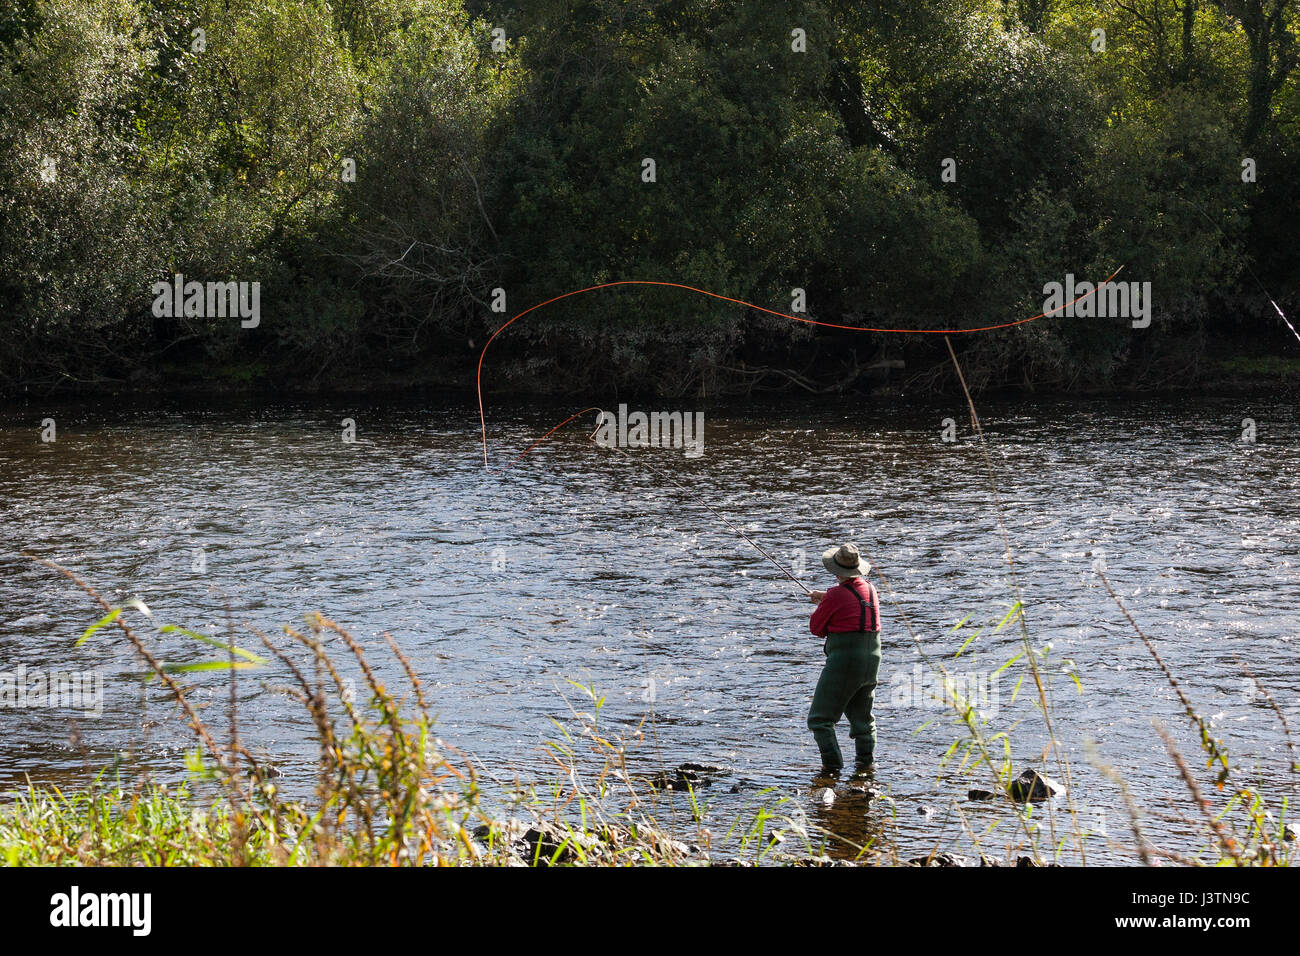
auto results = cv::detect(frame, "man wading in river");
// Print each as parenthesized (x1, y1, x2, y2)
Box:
(807, 543, 882, 779)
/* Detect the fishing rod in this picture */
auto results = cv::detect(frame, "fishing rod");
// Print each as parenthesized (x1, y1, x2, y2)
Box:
(577, 413, 928, 674)
(581, 410, 812, 595)
(1176, 193, 1300, 347)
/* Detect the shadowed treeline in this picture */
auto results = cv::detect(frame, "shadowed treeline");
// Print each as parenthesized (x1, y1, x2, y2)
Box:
(1, 0, 1297, 396)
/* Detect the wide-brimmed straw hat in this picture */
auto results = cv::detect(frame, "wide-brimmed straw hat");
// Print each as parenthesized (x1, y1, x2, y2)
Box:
(822, 543, 871, 578)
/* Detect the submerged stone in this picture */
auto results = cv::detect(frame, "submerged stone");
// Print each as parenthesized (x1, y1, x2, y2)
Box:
(1008, 768, 1063, 803)
(908, 852, 971, 867)
(645, 762, 729, 791)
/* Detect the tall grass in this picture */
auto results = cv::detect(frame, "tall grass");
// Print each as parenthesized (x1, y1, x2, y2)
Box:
(6, 556, 824, 866)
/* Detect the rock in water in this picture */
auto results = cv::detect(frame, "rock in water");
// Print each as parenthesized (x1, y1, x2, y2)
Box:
(519, 823, 600, 863)
(968, 788, 997, 801)
(908, 852, 971, 867)
(474, 819, 598, 864)
(678, 762, 726, 775)
(811, 786, 835, 805)
(646, 762, 729, 792)
(1008, 768, 1063, 802)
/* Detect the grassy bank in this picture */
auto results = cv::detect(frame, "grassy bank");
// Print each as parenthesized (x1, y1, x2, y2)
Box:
(3, 551, 1297, 867)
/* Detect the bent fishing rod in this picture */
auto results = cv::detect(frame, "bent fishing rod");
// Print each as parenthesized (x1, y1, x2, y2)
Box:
(1174, 193, 1300, 347)
(582, 410, 812, 595)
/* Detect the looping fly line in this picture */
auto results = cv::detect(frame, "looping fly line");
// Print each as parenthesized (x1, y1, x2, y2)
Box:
(477, 268, 1125, 466)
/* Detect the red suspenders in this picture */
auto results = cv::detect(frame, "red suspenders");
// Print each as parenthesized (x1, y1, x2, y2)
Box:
(823, 580, 877, 636)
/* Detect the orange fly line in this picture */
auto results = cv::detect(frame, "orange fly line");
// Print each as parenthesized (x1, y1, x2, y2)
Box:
(478, 267, 1126, 466)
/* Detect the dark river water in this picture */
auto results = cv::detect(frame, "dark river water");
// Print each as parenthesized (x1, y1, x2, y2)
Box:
(2, 393, 1297, 864)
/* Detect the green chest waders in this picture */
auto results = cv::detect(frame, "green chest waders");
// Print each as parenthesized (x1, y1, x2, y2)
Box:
(807, 582, 882, 771)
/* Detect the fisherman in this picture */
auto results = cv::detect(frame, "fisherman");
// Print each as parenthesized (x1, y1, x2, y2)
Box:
(807, 543, 882, 778)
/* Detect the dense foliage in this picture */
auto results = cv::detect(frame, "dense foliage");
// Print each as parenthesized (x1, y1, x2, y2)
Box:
(1, 0, 1296, 395)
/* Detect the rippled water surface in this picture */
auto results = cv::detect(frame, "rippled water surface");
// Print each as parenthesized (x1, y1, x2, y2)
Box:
(2, 394, 1298, 863)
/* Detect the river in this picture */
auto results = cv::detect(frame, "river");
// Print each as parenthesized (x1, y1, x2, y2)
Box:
(1, 393, 1297, 863)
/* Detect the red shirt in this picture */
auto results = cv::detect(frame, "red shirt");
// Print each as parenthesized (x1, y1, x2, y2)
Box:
(809, 578, 880, 636)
